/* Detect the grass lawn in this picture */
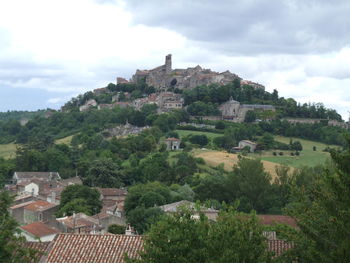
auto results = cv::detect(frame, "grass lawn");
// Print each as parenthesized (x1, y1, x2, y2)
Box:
(55, 135, 74, 145)
(0, 143, 17, 159)
(253, 136, 340, 168)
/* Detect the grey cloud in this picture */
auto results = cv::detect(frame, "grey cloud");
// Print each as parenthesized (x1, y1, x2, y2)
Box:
(124, 0, 350, 55)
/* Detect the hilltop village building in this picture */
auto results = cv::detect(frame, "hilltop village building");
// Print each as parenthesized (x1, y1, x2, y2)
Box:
(117, 54, 264, 90)
(218, 97, 276, 122)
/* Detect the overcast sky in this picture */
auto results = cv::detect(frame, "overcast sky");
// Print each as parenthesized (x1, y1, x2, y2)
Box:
(0, 0, 349, 120)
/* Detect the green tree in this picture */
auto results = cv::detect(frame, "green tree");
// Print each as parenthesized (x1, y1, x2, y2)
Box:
(244, 110, 257, 123)
(126, 207, 272, 263)
(57, 185, 102, 217)
(107, 224, 126, 234)
(85, 158, 122, 188)
(0, 191, 38, 263)
(283, 134, 350, 262)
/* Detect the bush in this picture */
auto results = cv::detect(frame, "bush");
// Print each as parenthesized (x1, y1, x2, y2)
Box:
(279, 152, 284, 156)
(295, 151, 300, 156)
(313, 146, 317, 151)
(195, 157, 205, 165)
(108, 224, 125, 234)
(273, 152, 277, 156)
(290, 152, 294, 156)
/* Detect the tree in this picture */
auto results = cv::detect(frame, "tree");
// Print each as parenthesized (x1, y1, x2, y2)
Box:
(188, 134, 209, 147)
(0, 191, 38, 262)
(57, 185, 102, 217)
(244, 110, 256, 123)
(126, 207, 272, 263)
(85, 158, 122, 188)
(108, 224, 126, 234)
(283, 134, 350, 262)
(228, 157, 272, 213)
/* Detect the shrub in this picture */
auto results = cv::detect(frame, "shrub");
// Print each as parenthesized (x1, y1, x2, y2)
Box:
(295, 151, 300, 156)
(273, 152, 277, 156)
(279, 152, 284, 156)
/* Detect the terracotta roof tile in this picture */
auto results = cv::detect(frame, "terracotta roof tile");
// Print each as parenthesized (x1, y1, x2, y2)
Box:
(164, 137, 181, 141)
(267, 239, 293, 257)
(24, 200, 57, 212)
(43, 234, 143, 263)
(258, 215, 297, 228)
(20, 222, 59, 237)
(97, 188, 128, 197)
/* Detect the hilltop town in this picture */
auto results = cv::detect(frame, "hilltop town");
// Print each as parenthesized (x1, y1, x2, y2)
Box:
(1, 55, 349, 263)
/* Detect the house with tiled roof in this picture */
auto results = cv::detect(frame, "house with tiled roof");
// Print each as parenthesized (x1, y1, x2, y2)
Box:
(13, 172, 61, 184)
(159, 200, 219, 221)
(258, 215, 297, 228)
(21, 233, 292, 262)
(163, 137, 181, 150)
(20, 221, 59, 242)
(56, 213, 103, 234)
(37, 233, 143, 263)
(10, 200, 58, 224)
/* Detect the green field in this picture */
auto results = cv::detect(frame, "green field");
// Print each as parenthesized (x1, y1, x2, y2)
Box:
(0, 143, 17, 159)
(253, 136, 340, 168)
(55, 135, 74, 145)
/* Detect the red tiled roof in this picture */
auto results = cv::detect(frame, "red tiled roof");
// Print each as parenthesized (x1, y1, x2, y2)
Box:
(10, 201, 35, 210)
(267, 239, 293, 257)
(23, 241, 51, 262)
(165, 137, 181, 141)
(98, 188, 128, 197)
(43, 234, 143, 263)
(21, 222, 58, 237)
(258, 215, 297, 228)
(24, 200, 57, 212)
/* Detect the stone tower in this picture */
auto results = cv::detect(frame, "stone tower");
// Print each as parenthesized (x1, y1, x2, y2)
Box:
(165, 54, 172, 74)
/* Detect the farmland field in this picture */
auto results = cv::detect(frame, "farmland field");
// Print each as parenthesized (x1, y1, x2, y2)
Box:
(0, 143, 17, 159)
(255, 136, 340, 168)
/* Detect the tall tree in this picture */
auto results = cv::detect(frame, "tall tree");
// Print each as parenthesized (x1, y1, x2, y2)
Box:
(283, 134, 350, 262)
(0, 191, 38, 263)
(126, 207, 272, 263)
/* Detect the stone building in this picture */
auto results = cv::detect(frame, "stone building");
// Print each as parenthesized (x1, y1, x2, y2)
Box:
(238, 140, 257, 152)
(120, 55, 241, 90)
(20, 221, 58, 242)
(163, 137, 181, 150)
(218, 97, 275, 122)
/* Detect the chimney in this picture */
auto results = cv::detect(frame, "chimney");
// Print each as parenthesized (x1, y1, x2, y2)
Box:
(125, 224, 132, 236)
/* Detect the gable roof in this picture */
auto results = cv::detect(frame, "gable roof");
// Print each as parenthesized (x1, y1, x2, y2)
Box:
(258, 215, 297, 228)
(159, 200, 218, 214)
(164, 137, 181, 141)
(97, 188, 128, 197)
(59, 177, 82, 187)
(14, 172, 61, 180)
(24, 200, 57, 212)
(20, 222, 58, 238)
(42, 234, 143, 263)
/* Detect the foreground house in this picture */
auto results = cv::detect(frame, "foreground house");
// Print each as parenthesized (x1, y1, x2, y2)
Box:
(38, 233, 143, 263)
(22, 232, 292, 262)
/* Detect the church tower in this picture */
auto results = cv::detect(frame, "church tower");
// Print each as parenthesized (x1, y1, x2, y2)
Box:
(165, 54, 172, 74)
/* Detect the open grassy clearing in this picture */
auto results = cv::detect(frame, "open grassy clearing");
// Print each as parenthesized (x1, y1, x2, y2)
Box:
(193, 149, 283, 180)
(55, 135, 74, 145)
(254, 136, 340, 168)
(0, 143, 17, 159)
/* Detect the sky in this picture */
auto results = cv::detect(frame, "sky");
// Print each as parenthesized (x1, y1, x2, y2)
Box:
(0, 0, 349, 120)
